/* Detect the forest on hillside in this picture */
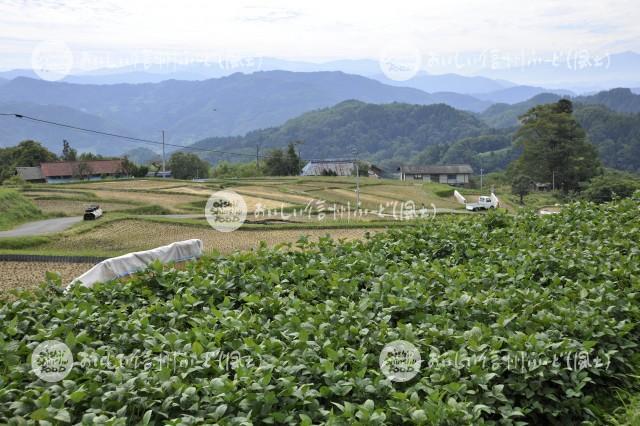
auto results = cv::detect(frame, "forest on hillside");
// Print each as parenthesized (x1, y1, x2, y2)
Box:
(190, 94, 640, 173)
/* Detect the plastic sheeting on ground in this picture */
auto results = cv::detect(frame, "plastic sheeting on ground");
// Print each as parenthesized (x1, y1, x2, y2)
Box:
(66, 239, 203, 290)
(454, 190, 466, 205)
(491, 192, 500, 207)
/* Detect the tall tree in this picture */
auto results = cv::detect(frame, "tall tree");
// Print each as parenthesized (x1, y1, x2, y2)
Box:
(511, 100, 601, 192)
(285, 142, 303, 175)
(62, 140, 77, 161)
(168, 152, 210, 180)
(264, 142, 303, 176)
(511, 175, 533, 205)
(0, 140, 57, 182)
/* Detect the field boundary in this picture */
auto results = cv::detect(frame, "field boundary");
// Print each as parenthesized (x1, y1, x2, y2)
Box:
(0, 254, 107, 263)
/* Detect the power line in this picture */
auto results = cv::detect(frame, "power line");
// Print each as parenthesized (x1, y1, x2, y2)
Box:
(0, 112, 302, 160)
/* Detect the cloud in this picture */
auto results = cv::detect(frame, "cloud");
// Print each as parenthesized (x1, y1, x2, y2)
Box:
(0, 0, 637, 70)
(239, 7, 301, 23)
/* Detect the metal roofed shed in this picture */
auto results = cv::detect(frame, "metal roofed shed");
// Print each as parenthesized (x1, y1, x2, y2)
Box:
(16, 166, 45, 182)
(398, 164, 474, 186)
(302, 159, 357, 176)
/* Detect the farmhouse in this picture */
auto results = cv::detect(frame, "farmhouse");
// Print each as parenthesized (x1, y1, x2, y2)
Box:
(301, 159, 384, 178)
(16, 159, 125, 183)
(398, 164, 473, 185)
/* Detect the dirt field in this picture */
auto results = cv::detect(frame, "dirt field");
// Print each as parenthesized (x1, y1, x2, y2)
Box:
(41, 220, 381, 255)
(0, 261, 90, 297)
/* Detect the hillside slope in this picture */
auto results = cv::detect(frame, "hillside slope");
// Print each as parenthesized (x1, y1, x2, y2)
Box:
(0, 102, 139, 155)
(0, 189, 43, 230)
(189, 100, 490, 169)
(480, 88, 640, 128)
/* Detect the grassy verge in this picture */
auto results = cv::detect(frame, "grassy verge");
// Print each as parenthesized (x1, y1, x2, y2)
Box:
(0, 189, 45, 231)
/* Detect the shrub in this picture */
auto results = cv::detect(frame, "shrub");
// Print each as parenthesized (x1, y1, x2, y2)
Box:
(582, 173, 640, 203)
(434, 188, 454, 198)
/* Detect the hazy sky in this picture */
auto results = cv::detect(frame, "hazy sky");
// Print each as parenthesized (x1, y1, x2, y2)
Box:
(1, 0, 638, 71)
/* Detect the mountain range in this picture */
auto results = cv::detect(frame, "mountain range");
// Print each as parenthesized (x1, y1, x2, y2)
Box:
(3, 51, 638, 92)
(0, 71, 496, 154)
(0, 66, 638, 172)
(481, 88, 640, 128)
(186, 93, 640, 173)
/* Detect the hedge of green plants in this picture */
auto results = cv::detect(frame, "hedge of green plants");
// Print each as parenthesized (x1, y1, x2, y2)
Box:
(1, 195, 639, 424)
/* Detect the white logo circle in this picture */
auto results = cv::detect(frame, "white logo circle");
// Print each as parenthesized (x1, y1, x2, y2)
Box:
(205, 190, 247, 232)
(31, 340, 74, 382)
(379, 340, 421, 382)
(379, 44, 422, 81)
(31, 40, 74, 81)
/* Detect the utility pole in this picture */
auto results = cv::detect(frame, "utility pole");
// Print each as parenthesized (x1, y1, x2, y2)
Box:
(256, 143, 261, 172)
(352, 148, 360, 209)
(480, 168, 484, 191)
(552, 170, 555, 191)
(294, 140, 304, 173)
(161, 130, 166, 177)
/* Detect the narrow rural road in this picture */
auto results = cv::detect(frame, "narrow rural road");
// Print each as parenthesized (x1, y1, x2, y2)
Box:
(0, 214, 202, 239)
(0, 217, 83, 238)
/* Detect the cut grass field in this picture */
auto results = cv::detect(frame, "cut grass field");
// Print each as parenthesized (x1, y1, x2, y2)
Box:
(19, 218, 383, 256)
(30, 198, 139, 214)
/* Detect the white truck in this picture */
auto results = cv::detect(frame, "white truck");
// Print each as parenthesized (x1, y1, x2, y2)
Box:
(465, 195, 499, 211)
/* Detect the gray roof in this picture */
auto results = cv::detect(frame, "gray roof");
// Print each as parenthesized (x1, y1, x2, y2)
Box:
(16, 166, 44, 181)
(400, 164, 474, 174)
(302, 160, 356, 176)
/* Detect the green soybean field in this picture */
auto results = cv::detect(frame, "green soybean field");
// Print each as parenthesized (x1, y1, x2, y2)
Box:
(1, 195, 639, 424)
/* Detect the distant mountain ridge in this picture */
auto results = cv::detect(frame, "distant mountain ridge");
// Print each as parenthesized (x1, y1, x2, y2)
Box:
(0, 71, 493, 153)
(471, 51, 640, 92)
(479, 88, 640, 128)
(473, 86, 574, 104)
(2, 50, 638, 91)
(0, 101, 139, 155)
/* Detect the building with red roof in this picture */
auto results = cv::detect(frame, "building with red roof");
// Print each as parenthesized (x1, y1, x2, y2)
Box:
(17, 159, 126, 183)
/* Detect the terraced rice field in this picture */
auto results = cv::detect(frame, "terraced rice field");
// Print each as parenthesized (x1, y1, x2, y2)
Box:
(22, 189, 96, 199)
(40, 220, 380, 255)
(232, 186, 315, 205)
(358, 184, 462, 209)
(64, 179, 182, 190)
(31, 199, 138, 214)
(85, 190, 205, 211)
(159, 185, 215, 196)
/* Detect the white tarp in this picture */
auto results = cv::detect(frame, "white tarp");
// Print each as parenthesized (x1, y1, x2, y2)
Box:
(67, 239, 203, 290)
(454, 190, 466, 205)
(491, 192, 500, 207)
